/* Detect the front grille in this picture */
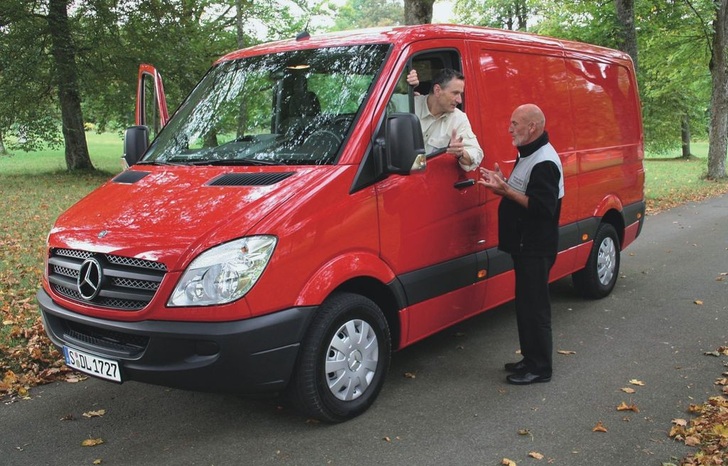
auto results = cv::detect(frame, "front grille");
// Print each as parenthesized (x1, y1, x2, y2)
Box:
(48, 248, 167, 311)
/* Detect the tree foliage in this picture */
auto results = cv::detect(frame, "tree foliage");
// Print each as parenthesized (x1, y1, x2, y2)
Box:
(454, 0, 718, 163)
(1, 0, 727, 176)
(329, 0, 404, 30)
(0, 0, 310, 169)
(638, 0, 711, 154)
(454, 0, 539, 30)
(0, 0, 64, 154)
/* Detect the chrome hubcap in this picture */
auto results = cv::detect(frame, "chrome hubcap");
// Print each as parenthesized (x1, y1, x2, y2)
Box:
(596, 237, 616, 286)
(325, 319, 378, 401)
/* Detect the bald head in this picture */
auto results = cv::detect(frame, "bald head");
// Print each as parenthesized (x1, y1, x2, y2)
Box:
(509, 104, 546, 147)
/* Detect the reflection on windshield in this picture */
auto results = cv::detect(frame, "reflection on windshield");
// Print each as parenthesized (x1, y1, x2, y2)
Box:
(141, 45, 389, 166)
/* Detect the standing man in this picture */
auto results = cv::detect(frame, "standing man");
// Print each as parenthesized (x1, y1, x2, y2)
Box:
(477, 104, 564, 385)
(398, 68, 483, 171)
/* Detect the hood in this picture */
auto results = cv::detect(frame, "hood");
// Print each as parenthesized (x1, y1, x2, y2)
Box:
(49, 166, 332, 271)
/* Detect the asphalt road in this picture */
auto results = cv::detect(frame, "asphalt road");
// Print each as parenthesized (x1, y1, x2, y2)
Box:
(2, 194, 727, 466)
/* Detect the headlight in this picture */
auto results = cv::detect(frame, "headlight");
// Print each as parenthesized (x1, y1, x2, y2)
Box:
(168, 236, 277, 307)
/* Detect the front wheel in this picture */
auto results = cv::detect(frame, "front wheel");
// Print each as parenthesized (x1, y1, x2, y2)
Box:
(288, 292, 391, 423)
(572, 223, 621, 299)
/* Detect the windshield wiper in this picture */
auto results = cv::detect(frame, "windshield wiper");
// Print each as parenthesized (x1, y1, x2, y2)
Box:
(137, 160, 186, 166)
(187, 157, 277, 166)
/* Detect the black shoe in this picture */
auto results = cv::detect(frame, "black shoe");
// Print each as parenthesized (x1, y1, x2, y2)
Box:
(506, 372, 551, 385)
(504, 360, 528, 373)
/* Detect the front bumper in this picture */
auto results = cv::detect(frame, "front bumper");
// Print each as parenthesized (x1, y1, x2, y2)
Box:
(38, 288, 315, 394)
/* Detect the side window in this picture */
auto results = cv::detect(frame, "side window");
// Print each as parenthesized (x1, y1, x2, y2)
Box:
(388, 72, 416, 113)
(386, 51, 464, 115)
(410, 57, 445, 97)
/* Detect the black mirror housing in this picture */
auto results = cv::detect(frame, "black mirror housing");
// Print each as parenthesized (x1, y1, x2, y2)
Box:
(123, 125, 150, 167)
(385, 113, 426, 175)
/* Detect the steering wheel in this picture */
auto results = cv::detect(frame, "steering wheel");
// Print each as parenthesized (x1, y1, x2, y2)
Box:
(303, 129, 342, 149)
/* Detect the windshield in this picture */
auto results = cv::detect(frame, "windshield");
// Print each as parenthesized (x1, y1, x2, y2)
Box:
(140, 44, 390, 166)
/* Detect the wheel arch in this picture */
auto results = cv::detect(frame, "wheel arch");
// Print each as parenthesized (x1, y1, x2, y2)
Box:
(295, 252, 403, 350)
(335, 277, 403, 351)
(600, 208, 626, 249)
(592, 195, 627, 247)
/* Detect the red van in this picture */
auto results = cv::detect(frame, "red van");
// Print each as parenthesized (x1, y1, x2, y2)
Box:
(38, 25, 645, 422)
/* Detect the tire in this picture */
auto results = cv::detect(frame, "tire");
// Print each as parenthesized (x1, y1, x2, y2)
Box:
(288, 292, 391, 423)
(572, 223, 621, 299)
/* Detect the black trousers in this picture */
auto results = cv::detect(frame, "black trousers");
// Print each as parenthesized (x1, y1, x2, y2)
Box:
(512, 254, 556, 376)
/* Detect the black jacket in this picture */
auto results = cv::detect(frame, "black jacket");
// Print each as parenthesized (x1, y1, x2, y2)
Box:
(497, 132, 563, 257)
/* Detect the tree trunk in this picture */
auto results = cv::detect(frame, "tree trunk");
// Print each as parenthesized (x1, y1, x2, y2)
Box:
(516, 0, 528, 31)
(681, 114, 692, 159)
(235, 0, 251, 49)
(615, 0, 638, 72)
(0, 130, 7, 155)
(708, 0, 728, 179)
(48, 0, 94, 171)
(404, 0, 435, 25)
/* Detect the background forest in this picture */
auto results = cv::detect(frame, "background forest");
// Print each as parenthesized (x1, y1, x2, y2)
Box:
(0, 0, 726, 179)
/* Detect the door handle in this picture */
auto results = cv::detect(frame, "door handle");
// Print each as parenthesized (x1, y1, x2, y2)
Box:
(454, 179, 475, 189)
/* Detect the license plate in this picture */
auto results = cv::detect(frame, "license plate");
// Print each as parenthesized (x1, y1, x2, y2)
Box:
(63, 346, 121, 382)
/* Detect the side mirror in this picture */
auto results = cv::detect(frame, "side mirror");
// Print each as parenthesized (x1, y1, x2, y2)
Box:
(123, 125, 150, 167)
(385, 112, 426, 174)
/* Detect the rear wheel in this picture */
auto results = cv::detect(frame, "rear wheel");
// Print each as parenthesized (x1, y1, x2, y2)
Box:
(288, 292, 391, 423)
(572, 223, 620, 299)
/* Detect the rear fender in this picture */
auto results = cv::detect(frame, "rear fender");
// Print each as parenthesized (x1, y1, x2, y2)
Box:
(591, 195, 627, 246)
(592, 194, 623, 219)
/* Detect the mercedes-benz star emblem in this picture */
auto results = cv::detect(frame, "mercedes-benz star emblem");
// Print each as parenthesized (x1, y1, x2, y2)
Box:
(77, 258, 103, 301)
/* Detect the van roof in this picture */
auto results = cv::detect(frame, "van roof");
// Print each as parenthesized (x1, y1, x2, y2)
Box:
(217, 24, 632, 65)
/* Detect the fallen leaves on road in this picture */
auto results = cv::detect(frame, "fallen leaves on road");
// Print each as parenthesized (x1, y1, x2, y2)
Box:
(617, 401, 640, 413)
(669, 348, 728, 465)
(83, 409, 106, 418)
(1, 281, 73, 400)
(629, 379, 645, 386)
(592, 421, 608, 432)
(670, 396, 728, 463)
(557, 350, 576, 355)
(704, 347, 728, 357)
(81, 438, 104, 447)
(501, 458, 517, 466)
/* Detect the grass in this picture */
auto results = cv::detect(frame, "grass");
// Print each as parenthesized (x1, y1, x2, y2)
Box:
(1, 135, 727, 387)
(643, 142, 728, 213)
(0, 133, 125, 389)
(0, 131, 125, 174)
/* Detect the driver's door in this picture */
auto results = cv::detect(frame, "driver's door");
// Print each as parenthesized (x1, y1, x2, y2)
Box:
(135, 64, 169, 139)
(377, 44, 488, 344)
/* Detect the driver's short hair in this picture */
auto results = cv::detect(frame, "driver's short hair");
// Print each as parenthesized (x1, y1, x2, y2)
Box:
(432, 68, 464, 89)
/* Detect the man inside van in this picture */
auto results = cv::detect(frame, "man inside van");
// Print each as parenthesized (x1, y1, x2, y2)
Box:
(477, 104, 564, 385)
(394, 68, 483, 172)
